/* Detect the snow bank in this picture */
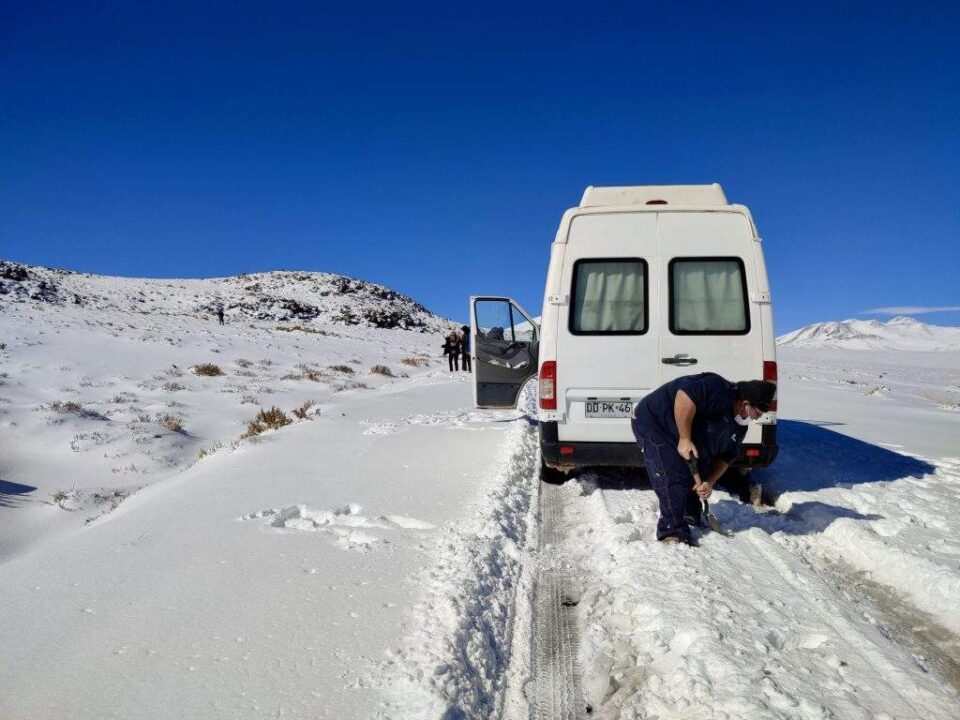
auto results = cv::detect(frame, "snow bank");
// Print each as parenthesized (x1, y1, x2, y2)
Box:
(378, 390, 540, 719)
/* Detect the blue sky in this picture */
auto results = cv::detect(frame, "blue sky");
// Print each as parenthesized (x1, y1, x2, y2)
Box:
(2, 1, 958, 333)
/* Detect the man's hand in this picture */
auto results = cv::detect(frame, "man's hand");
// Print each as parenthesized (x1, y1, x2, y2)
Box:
(678, 438, 698, 460)
(694, 479, 715, 500)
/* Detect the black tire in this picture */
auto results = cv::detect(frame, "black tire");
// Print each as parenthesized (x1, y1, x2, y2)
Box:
(540, 457, 566, 485)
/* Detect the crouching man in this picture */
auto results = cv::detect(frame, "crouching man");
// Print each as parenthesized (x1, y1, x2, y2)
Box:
(631, 373, 776, 546)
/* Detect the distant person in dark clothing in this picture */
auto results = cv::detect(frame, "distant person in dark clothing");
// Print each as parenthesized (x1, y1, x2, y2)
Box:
(631, 373, 776, 545)
(217, 306, 225, 326)
(460, 325, 472, 372)
(442, 332, 461, 371)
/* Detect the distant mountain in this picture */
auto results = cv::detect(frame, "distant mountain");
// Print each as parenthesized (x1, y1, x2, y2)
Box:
(777, 316, 960, 351)
(0, 260, 456, 333)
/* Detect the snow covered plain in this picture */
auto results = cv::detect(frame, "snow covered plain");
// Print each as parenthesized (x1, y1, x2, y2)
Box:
(2, 268, 959, 719)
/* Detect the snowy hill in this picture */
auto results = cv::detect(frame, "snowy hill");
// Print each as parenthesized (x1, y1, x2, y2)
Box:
(777, 316, 960, 351)
(0, 259, 454, 332)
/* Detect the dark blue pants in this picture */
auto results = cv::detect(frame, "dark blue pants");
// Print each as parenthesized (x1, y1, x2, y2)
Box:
(632, 419, 701, 541)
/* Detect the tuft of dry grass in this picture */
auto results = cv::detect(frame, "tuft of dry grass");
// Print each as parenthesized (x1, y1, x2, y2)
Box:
(401, 357, 429, 367)
(193, 363, 224, 377)
(196, 443, 223, 460)
(241, 406, 292, 438)
(370, 364, 394, 377)
(50, 400, 84, 414)
(292, 400, 318, 420)
(235, 358, 253, 368)
(327, 364, 355, 375)
(156, 413, 185, 432)
(276, 324, 336, 337)
(163, 382, 186, 392)
(295, 364, 324, 382)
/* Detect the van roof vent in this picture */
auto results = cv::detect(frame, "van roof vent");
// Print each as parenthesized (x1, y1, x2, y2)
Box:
(579, 184, 728, 208)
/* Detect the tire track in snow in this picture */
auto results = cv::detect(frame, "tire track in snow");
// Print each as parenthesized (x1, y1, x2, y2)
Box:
(532, 481, 588, 720)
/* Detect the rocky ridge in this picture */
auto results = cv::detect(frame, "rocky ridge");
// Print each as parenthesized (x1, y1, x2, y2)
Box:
(0, 260, 456, 333)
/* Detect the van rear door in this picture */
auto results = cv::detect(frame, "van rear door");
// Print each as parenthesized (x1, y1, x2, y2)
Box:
(471, 296, 539, 409)
(554, 213, 661, 442)
(657, 212, 763, 385)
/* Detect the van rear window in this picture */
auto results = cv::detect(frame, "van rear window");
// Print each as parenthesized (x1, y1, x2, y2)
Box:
(669, 258, 749, 334)
(570, 259, 648, 335)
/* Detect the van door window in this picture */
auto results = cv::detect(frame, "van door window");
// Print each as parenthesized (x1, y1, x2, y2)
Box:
(475, 299, 536, 342)
(570, 258, 648, 335)
(669, 257, 749, 334)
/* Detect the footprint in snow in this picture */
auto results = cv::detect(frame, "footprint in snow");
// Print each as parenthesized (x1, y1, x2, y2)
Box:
(241, 503, 436, 551)
(359, 410, 517, 435)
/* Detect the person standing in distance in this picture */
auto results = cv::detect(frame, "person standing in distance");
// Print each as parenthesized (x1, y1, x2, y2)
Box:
(442, 332, 461, 372)
(631, 373, 776, 546)
(459, 325, 472, 372)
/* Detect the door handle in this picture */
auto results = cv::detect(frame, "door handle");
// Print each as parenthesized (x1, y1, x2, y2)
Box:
(662, 354, 698, 366)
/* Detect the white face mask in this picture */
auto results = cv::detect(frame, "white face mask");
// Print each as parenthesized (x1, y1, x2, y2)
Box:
(734, 414, 752, 427)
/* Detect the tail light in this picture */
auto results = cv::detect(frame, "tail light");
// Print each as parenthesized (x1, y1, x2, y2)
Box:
(539, 361, 557, 410)
(763, 361, 778, 411)
(763, 361, 777, 382)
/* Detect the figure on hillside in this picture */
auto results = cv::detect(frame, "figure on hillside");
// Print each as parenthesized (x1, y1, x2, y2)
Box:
(630, 373, 776, 546)
(442, 332, 461, 372)
(459, 325, 472, 372)
(217, 306, 225, 326)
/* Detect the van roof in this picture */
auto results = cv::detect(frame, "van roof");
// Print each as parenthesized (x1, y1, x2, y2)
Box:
(579, 184, 728, 208)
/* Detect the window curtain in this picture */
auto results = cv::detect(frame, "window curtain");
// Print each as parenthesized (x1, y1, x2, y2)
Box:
(573, 262, 645, 332)
(672, 260, 746, 331)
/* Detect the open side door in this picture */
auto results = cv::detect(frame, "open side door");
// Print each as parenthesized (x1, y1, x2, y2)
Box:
(471, 296, 539, 409)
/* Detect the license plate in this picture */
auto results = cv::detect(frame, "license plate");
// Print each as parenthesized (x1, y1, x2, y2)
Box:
(584, 400, 633, 418)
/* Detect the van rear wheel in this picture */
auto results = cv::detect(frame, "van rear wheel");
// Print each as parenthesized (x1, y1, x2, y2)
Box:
(540, 457, 566, 485)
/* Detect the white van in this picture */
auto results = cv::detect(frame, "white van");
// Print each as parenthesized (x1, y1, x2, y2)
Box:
(470, 184, 778, 481)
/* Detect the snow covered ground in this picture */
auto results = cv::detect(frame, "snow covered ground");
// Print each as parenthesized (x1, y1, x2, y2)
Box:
(2, 266, 959, 719)
(559, 344, 960, 718)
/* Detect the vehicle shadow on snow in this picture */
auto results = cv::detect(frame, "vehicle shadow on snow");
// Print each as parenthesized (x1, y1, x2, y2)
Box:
(754, 420, 936, 499)
(0, 479, 38, 508)
(721, 500, 884, 536)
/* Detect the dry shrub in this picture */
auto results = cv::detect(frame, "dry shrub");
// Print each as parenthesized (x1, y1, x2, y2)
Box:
(281, 372, 304, 381)
(242, 420, 265, 438)
(334, 381, 369, 392)
(156, 413, 184, 432)
(401, 357, 429, 367)
(242, 406, 292, 438)
(370, 364, 394, 377)
(194, 363, 224, 377)
(196, 443, 222, 460)
(163, 382, 186, 392)
(50, 400, 84, 414)
(292, 400, 317, 420)
(257, 407, 291, 429)
(236, 358, 253, 368)
(276, 324, 335, 336)
(296, 364, 324, 382)
(328, 364, 355, 374)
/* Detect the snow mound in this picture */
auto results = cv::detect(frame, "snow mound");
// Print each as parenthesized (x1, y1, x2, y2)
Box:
(777, 316, 960, 351)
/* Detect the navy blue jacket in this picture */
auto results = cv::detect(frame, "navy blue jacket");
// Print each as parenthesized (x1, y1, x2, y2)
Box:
(632, 373, 745, 470)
